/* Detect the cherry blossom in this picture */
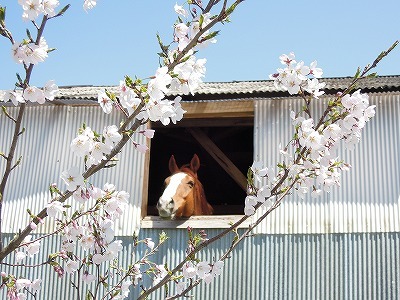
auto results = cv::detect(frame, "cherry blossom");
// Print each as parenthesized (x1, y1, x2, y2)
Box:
(140, 129, 155, 138)
(98, 90, 113, 114)
(174, 3, 187, 17)
(22, 38, 49, 65)
(271, 52, 325, 98)
(23, 86, 45, 104)
(135, 143, 149, 154)
(83, 0, 97, 11)
(82, 272, 96, 284)
(147, 67, 172, 102)
(15, 278, 31, 291)
(182, 261, 197, 279)
(104, 192, 127, 217)
(65, 259, 79, 274)
(2, 90, 24, 106)
(176, 281, 186, 294)
(73, 187, 90, 204)
(279, 52, 296, 65)
(153, 264, 169, 286)
(103, 125, 122, 146)
(43, 80, 59, 100)
(250, 161, 268, 183)
(196, 261, 211, 279)
(87, 141, 112, 165)
(211, 260, 224, 277)
(80, 233, 95, 251)
(19, 0, 43, 21)
(92, 253, 105, 265)
(60, 166, 84, 191)
(11, 37, 49, 65)
(309, 60, 323, 78)
(70, 134, 94, 157)
(30, 279, 42, 292)
(12, 43, 27, 64)
(190, 13, 217, 48)
(15, 251, 26, 263)
(42, 0, 60, 17)
(144, 238, 155, 250)
(244, 195, 257, 216)
(112, 280, 131, 299)
(118, 81, 141, 115)
(26, 241, 40, 257)
(45, 200, 66, 218)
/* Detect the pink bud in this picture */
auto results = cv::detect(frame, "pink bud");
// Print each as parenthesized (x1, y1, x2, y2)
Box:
(136, 144, 148, 154)
(142, 129, 155, 138)
(30, 222, 37, 230)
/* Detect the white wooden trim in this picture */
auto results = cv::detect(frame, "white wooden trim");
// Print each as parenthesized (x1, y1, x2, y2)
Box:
(141, 215, 251, 229)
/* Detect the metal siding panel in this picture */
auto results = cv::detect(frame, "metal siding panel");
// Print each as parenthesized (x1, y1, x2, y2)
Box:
(2, 231, 399, 299)
(253, 93, 400, 234)
(0, 105, 145, 235)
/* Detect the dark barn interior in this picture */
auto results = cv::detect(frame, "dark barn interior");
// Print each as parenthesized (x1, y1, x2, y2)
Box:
(147, 124, 253, 216)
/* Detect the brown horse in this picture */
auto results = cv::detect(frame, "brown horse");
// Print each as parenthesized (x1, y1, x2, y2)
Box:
(157, 154, 213, 219)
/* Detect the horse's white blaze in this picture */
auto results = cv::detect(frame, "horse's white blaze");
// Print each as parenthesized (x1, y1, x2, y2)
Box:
(159, 172, 186, 207)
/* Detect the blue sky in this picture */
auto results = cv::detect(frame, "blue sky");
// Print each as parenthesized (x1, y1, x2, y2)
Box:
(0, 0, 399, 90)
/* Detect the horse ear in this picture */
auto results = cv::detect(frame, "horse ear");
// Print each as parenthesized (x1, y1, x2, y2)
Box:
(169, 155, 179, 174)
(190, 154, 201, 173)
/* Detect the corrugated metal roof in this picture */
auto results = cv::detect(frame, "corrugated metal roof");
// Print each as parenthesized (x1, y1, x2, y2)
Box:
(45, 75, 400, 102)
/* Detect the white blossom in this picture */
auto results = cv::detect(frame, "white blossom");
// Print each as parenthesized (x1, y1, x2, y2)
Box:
(2, 90, 24, 106)
(103, 125, 122, 146)
(98, 90, 113, 114)
(174, 3, 187, 17)
(30, 279, 42, 292)
(60, 166, 84, 191)
(42, 0, 59, 17)
(43, 80, 58, 100)
(20, 0, 43, 20)
(250, 161, 268, 182)
(15, 251, 27, 263)
(83, 0, 97, 11)
(23, 86, 45, 104)
(15, 278, 31, 290)
(70, 134, 94, 157)
(45, 200, 65, 218)
(65, 259, 79, 274)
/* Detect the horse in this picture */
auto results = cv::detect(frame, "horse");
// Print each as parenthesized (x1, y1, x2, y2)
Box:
(157, 154, 213, 219)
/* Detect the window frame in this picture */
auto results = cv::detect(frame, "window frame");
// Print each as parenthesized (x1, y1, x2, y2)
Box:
(141, 99, 254, 228)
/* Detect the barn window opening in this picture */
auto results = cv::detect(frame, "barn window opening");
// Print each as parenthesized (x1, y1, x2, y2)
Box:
(146, 119, 254, 216)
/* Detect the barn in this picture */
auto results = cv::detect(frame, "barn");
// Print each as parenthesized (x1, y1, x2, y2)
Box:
(1, 76, 399, 299)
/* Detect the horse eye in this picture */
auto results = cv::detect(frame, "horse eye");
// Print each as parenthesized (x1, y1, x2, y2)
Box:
(187, 181, 194, 188)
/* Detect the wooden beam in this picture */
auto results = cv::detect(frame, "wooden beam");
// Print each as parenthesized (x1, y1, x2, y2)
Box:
(141, 215, 251, 228)
(181, 100, 254, 119)
(141, 123, 152, 218)
(187, 128, 248, 191)
(152, 117, 253, 128)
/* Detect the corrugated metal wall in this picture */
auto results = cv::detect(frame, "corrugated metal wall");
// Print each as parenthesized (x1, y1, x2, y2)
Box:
(0, 105, 145, 235)
(253, 92, 400, 234)
(1, 92, 399, 299)
(2, 230, 399, 299)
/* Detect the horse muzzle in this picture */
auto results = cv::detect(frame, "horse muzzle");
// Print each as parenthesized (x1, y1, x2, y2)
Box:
(157, 197, 175, 219)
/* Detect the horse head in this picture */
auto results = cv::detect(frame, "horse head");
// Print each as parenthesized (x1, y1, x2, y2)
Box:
(157, 154, 213, 219)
